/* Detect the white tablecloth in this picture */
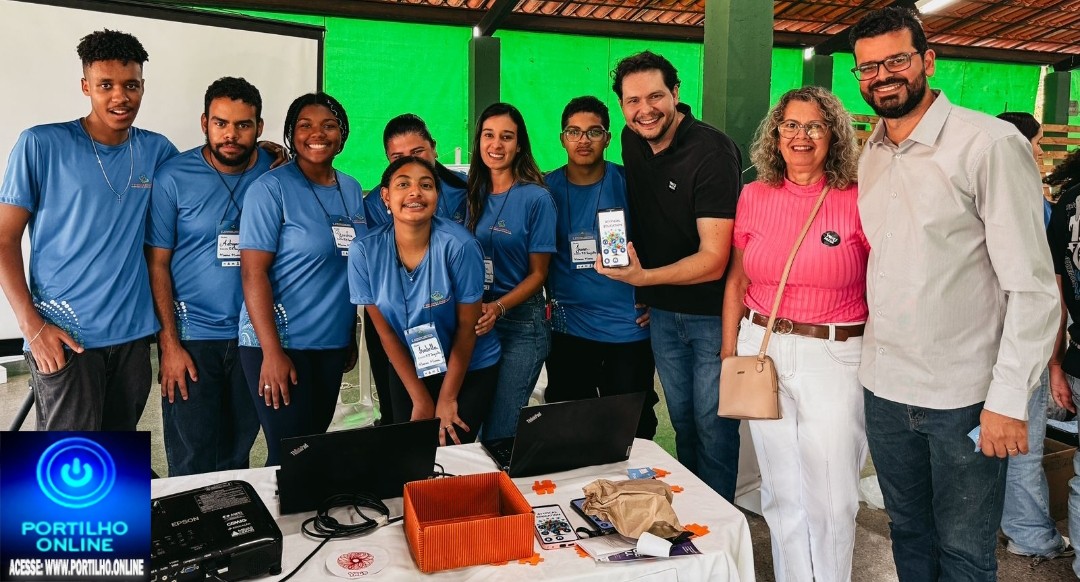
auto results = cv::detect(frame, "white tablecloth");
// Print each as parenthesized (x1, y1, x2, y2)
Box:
(152, 438, 755, 581)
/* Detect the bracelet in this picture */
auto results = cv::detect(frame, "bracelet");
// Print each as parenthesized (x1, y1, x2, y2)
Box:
(495, 300, 507, 318)
(27, 322, 47, 345)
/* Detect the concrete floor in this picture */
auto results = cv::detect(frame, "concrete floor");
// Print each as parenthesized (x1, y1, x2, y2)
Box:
(1, 355, 1075, 581)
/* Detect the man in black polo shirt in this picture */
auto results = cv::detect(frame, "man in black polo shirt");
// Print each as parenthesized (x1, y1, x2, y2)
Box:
(598, 51, 742, 500)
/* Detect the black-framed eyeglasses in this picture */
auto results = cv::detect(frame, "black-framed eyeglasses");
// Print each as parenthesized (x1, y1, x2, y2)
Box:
(850, 51, 921, 81)
(562, 127, 609, 142)
(777, 120, 829, 140)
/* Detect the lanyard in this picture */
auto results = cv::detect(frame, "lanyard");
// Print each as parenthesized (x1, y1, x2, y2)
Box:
(480, 183, 515, 266)
(300, 166, 350, 219)
(211, 151, 253, 225)
(393, 225, 434, 328)
(561, 167, 606, 236)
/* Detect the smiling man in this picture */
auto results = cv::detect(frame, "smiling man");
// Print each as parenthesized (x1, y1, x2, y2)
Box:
(0, 30, 178, 431)
(850, 8, 1059, 580)
(146, 77, 272, 475)
(600, 52, 742, 501)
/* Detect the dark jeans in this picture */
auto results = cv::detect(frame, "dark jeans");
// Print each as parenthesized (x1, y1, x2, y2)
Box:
(239, 346, 347, 466)
(865, 389, 1006, 582)
(483, 294, 551, 440)
(161, 339, 259, 476)
(545, 332, 659, 439)
(388, 363, 499, 445)
(363, 310, 395, 425)
(26, 336, 152, 431)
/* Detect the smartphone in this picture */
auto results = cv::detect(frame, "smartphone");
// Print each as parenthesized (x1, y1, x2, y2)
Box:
(532, 504, 579, 550)
(570, 497, 615, 535)
(597, 207, 630, 268)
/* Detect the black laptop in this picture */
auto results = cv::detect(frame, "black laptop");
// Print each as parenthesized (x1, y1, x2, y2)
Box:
(481, 392, 646, 478)
(277, 418, 439, 514)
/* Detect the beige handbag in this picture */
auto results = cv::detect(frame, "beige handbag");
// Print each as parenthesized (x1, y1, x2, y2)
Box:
(718, 185, 830, 420)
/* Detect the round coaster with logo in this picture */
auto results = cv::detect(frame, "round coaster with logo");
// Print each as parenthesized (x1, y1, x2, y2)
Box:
(325, 546, 389, 578)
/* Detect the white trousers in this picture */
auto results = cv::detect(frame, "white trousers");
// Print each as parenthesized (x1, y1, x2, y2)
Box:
(738, 320, 868, 582)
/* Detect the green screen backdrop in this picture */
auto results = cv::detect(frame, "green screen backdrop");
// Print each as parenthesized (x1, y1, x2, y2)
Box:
(226, 9, 1044, 186)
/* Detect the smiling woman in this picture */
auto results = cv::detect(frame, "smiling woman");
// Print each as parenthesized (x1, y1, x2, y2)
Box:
(348, 156, 501, 446)
(235, 92, 367, 466)
(722, 86, 867, 582)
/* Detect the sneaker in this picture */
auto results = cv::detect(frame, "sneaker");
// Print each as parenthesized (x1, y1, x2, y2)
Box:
(1007, 536, 1074, 564)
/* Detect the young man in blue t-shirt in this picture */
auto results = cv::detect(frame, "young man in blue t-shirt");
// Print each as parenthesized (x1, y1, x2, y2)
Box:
(147, 78, 272, 475)
(544, 96, 658, 438)
(0, 30, 178, 431)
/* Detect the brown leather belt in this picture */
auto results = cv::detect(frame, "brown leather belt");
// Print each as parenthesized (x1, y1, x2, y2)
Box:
(748, 312, 864, 342)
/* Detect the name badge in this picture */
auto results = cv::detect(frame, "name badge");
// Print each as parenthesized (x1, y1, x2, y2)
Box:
(330, 215, 355, 256)
(484, 258, 494, 291)
(217, 220, 240, 267)
(570, 232, 597, 270)
(405, 322, 447, 378)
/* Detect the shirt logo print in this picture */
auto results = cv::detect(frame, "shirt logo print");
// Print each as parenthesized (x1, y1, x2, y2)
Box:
(668, 181, 677, 192)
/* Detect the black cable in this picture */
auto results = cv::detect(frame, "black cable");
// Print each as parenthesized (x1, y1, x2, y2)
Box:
(276, 492, 396, 582)
(432, 462, 455, 478)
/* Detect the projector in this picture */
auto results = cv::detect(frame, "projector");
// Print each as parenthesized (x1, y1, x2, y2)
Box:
(151, 480, 282, 581)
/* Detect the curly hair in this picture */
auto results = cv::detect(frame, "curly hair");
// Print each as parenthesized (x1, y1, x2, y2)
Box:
(1046, 149, 1080, 194)
(283, 92, 349, 156)
(749, 87, 859, 190)
(76, 29, 148, 68)
(204, 77, 262, 120)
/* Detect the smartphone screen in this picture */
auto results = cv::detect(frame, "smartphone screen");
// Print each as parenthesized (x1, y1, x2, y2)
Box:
(597, 208, 630, 268)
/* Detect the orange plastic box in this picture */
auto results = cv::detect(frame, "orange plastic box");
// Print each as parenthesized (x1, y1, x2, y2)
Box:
(403, 471, 535, 573)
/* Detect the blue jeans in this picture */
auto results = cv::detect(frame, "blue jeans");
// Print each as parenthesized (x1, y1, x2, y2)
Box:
(1065, 372, 1080, 577)
(161, 339, 260, 476)
(1001, 367, 1064, 556)
(865, 389, 1006, 581)
(483, 294, 550, 440)
(649, 308, 740, 501)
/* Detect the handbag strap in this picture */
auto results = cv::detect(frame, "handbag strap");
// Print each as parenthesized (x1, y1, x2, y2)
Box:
(756, 185, 831, 360)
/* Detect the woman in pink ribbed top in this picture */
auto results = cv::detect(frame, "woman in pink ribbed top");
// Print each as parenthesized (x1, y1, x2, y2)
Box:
(721, 86, 868, 582)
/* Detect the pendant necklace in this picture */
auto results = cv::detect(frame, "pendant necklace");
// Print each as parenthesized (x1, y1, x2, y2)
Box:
(82, 118, 134, 202)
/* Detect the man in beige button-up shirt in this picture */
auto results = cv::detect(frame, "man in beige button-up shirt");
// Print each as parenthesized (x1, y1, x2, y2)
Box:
(850, 8, 1058, 581)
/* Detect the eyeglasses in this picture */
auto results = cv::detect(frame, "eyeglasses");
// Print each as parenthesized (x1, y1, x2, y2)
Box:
(562, 127, 609, 142)
(777, 121, 829, 140)
(850, 51, 921, 80)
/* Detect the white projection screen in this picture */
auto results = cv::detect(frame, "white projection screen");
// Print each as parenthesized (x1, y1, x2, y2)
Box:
(0, 0, 323, 353)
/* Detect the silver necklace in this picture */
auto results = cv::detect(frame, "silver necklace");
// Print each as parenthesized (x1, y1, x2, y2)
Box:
(82, 118, 133, 202)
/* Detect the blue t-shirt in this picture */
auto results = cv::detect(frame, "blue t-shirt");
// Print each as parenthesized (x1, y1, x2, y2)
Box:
(348, 216, 500, 372)
(473, 182, 557, 299)
(147, 147, 274, 340)
(365, 165, 468, 228)
(0, 121, 177, 348)
(545, 163, 648, 343)
(237, 161, 366, 350)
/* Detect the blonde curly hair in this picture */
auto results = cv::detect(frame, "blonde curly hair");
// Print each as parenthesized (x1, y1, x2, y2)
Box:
(750, 86, 859, 189)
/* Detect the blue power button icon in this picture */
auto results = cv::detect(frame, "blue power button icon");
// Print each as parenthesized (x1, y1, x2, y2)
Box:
(36, 437, 116, 508)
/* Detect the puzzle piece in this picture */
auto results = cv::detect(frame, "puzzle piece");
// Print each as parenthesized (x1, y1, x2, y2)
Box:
(517, 553, 544, 566)
(575, 545, 589, 558)
(652, 467, 671, 478)
(684, 523, 710, 538)
(671, 485, 684, 494)
(532, 479, 556, 494)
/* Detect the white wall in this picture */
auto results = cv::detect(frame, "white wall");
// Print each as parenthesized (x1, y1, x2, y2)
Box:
(0, 0, 322, 350)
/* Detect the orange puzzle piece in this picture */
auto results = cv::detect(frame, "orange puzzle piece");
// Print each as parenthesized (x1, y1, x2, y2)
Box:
(684, 523, 710, 538)
(518, 553, 544, 566)
(652, 468, 670, 478)
(671, 485, 684, 494)
(532, 479, 556, 494)
(575, 545, 590, 558)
